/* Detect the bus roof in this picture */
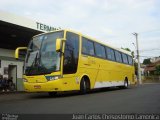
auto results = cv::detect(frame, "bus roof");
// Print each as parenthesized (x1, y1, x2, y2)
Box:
(32, 29, 132, 56)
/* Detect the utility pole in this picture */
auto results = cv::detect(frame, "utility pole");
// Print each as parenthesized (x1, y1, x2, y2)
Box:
(132, 33, 142, 85)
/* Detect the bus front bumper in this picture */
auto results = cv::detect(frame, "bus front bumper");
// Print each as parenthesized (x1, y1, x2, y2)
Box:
(24, 80, 62, 92)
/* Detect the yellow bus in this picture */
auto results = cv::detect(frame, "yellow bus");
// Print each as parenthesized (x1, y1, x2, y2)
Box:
(15, 30, 135, 96)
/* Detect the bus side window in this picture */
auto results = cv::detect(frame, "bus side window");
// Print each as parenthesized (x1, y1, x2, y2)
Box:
(82, 39, 88, 54)
(115, 51, 122, 63)
(106, 47, 111, 60)
(122, 53, 129, 64)
(95, 43, 106, 58)
(82, 37, 95, 56)
(106, 47, 115, 61)
(110, 49, 115, 61)
(128, 56, 133, 65)
(87, 40, 95, 56)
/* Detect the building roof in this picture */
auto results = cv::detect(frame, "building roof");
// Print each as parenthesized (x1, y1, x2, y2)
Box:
(144, 66, 156, 72)
(0, 10, 60, 50)
(144, 59, 160, 72)
(0, 10, 58, 32)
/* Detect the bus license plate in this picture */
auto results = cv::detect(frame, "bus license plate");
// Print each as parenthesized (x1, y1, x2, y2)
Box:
(34, 85, 41, 89)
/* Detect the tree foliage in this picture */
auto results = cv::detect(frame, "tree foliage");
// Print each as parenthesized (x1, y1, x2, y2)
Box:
(121, 47, 134, 58)
(155, 65, 160, 75)
(143, 58, 151, 65)
(121, 47, 131, 52)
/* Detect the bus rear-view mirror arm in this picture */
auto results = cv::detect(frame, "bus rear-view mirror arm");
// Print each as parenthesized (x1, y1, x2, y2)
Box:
(15, 47, 27, 60)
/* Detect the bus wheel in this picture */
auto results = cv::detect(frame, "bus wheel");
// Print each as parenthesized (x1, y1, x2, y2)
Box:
(119, 79, 128, 89)
(48, 92, 57, 97)
(124, 79, 128, 89)
(80, 77, 89, 94)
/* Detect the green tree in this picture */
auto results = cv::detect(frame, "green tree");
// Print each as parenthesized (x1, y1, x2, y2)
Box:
(121, 47, 134, 58)
(155, 65, 160, 75)
(121, 47, 131, 52)
(143, 58, 151, 65)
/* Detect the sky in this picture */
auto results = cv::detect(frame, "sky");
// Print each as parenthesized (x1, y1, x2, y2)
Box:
(0, 0, 160, 62)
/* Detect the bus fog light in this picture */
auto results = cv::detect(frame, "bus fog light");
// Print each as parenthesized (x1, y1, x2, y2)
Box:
(23, 78, 28, 82)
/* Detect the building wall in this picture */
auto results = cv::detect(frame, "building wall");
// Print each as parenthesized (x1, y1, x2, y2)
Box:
(0, 48, 24, 91)
(0, 10, 60, 91)
(0, 10, 58, 33)
(0, 48, 15, 58)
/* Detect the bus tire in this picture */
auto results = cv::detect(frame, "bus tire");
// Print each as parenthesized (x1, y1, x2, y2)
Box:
(119, 79, 128, 89)
(80, 77, 89, 94)
(123, 78, 129, 89)
(48, 92, 57, 97)
(124, 79, 129, 89)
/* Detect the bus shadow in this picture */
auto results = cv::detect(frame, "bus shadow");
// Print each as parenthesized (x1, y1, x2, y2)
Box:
(28, 87, 132, 99)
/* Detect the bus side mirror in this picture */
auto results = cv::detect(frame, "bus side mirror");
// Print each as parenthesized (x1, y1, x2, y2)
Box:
(56, 38, 61, 52)
(56, 38, 66, 52)
(15, 47, 27, 60)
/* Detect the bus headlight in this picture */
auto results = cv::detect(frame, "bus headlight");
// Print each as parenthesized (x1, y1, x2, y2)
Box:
(45, 75, 61, 81)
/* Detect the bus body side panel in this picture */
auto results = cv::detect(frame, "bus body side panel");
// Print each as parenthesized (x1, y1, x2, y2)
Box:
(78, 55, 99, 89)
(93, 58, 135, 88)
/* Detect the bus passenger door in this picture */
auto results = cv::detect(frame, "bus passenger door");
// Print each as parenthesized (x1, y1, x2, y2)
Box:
(61, 32, 80, 91)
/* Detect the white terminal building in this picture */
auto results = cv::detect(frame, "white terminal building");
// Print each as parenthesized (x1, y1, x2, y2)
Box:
(0, 11, 58, 91)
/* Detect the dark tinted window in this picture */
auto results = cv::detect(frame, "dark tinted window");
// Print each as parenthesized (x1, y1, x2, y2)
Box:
(95, 43, 106, 58)
(110, 49, 115, 61)
(63, 32, 79, 74)
(115, 51, 122, 63)
(128, 56, 133, 65)
(122, 53, 128, 64)
(82, 37, 95, 56)
(106, 47, 115, 61)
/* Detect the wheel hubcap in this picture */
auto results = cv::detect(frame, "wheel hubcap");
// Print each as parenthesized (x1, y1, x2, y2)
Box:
(83, 81, 86, 90)
(125, 81, 128, 87)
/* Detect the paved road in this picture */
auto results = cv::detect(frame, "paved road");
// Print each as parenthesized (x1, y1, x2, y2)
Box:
(0, 83, 160, 114)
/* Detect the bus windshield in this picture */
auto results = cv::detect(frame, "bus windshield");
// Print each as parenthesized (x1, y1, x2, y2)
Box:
(25, 31, 64, 75)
